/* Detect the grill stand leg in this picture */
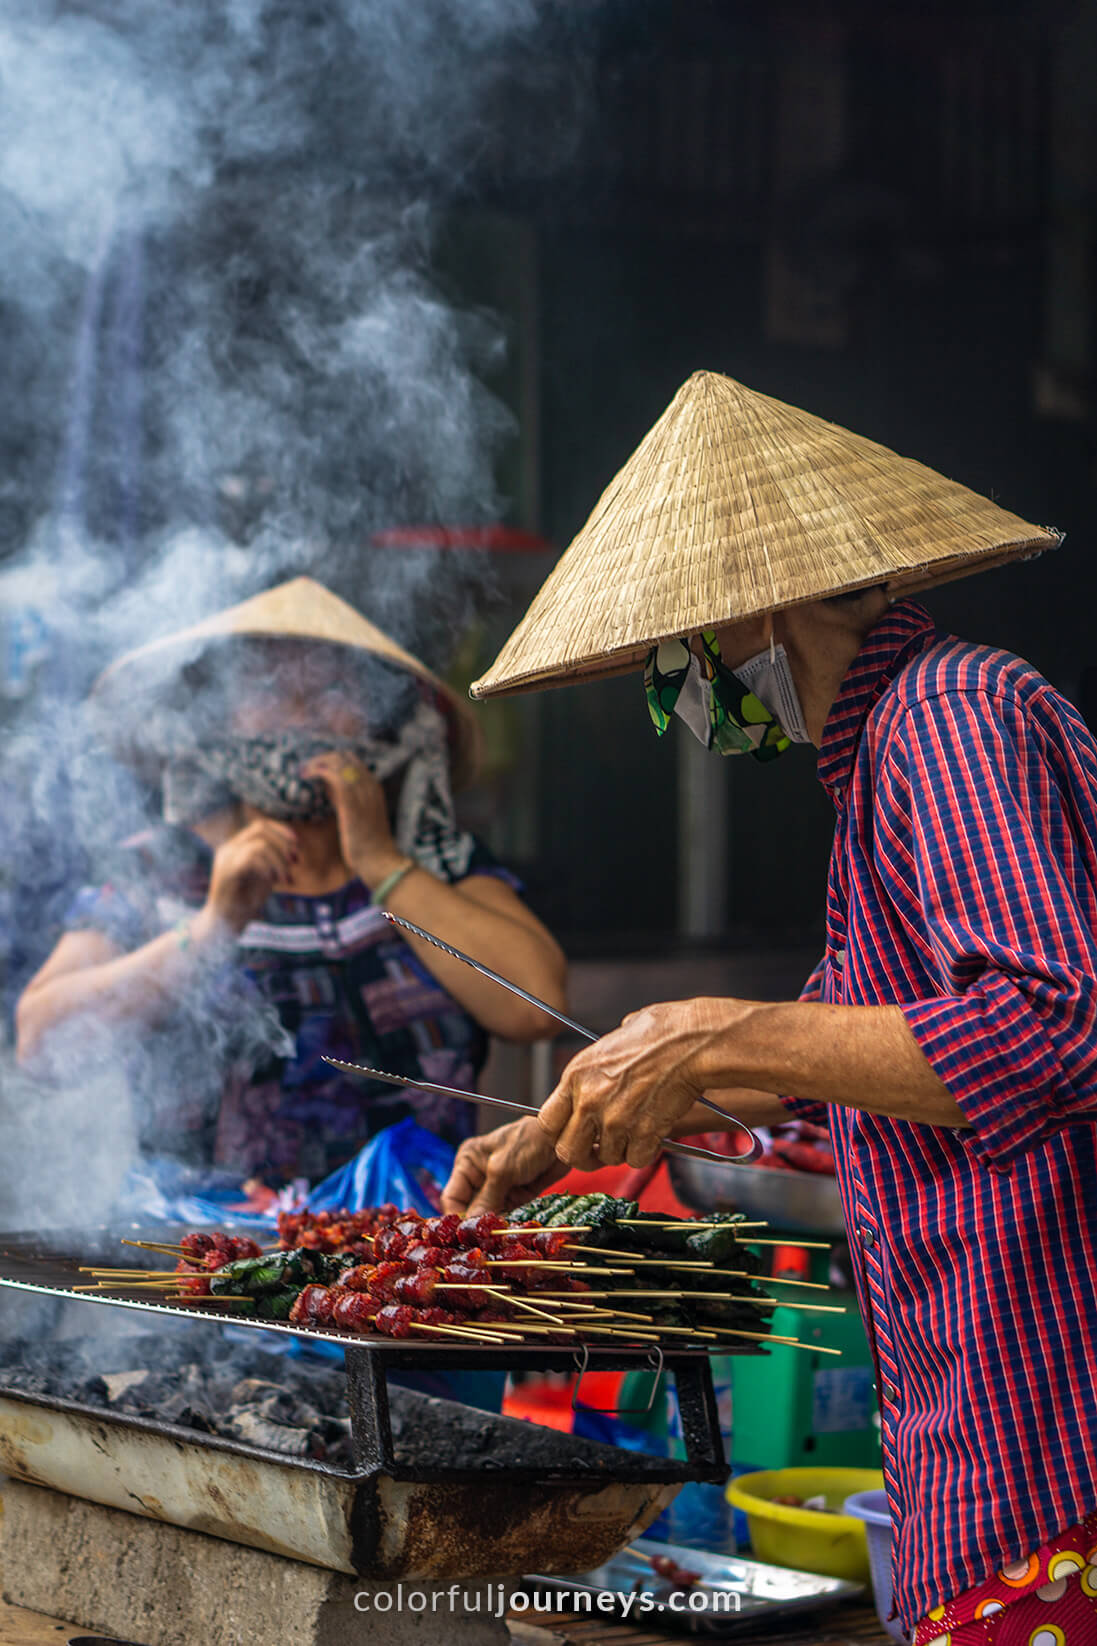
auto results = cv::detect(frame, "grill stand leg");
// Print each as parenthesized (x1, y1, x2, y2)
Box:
(344, 1344, 394, 1472)
(672, 1358, 728, 1481)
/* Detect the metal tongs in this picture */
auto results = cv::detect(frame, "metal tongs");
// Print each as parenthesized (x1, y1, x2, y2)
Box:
(321, 913, 762, 1169)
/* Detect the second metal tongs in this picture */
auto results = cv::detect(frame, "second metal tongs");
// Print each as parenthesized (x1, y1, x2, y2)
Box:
(372, 911, 763, 1166)
(322, 1056, 755, 1170)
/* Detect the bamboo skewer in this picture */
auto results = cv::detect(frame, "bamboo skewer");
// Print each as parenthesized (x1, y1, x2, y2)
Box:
(654, 1325, 719, 1339)
(705, 1326, 842, 1355)
(738, 1237, 832, 1250)
(73, 1280, 194, 1291)
(498, 1226, 588, 1236)
(535, 1290, 682, 1301)
(713, 1270, 830, 1290)
(483, 1260, 633, 1274)
(542, 1300, 657, 1322)
(407, 1323, 514, 1342)
(539, 1289, 780, 1302)
(165, 1294, 254, 1307)
(433, 1283, 505, 1293)
(554, 1302, 658, 1324)
(97, 1271, 189, 1280)
(489, 1322, 580, 1337)
(750, 1298, 846, 1314)
(503, 1315, 578, 1335)
(565, 1246, 716, 1269)
(614, 1219, 768, 1229)
(575, 1324, 661, 1341)
(480, 1289, 577, 1326)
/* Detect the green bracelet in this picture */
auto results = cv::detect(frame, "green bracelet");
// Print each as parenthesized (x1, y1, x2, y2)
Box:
(372, 858, 415, 906)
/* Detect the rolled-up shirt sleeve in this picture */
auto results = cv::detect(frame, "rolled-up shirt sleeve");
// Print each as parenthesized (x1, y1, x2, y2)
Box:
(879, 688, 1097, 1168)
(778, 955, 831, 1126)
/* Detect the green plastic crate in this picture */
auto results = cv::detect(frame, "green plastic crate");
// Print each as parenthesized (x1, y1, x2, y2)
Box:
(730, 1292, 881, 1470)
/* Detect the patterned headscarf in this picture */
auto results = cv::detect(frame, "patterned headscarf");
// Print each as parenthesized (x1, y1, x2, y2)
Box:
(162, 698, 475, 883)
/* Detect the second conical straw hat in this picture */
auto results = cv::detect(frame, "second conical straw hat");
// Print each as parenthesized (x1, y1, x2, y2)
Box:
(472, 371, 1059, 698)
(93, 575, 480, 783)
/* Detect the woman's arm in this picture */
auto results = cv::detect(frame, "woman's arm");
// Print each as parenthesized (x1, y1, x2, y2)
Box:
(15, 920, 223, 1066)
(15, 818, 298, 1068)
(539, 996, 962, 1170)
(302, 752, 568, 1039)
(381, 869, 568, 1040)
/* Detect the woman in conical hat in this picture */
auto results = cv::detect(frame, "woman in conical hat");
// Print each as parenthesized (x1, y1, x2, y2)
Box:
(15, 576, 566, 1188)
(442, 374, 1097, 1639)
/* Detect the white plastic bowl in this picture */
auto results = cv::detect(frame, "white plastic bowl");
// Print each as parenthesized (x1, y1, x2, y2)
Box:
(843, 1488, 908, 1643)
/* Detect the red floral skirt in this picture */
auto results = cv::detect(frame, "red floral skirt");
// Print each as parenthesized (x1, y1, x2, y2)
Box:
(913, 1513, 1097, 1644)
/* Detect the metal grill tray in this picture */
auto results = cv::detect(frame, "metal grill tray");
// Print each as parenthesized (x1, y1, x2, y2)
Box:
(0, 1223, 716, 1358)
(0, 1225, 739, 1578)
(529, 1537, 864, 1635)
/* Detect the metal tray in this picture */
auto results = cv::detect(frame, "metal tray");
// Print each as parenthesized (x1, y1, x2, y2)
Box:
(667, 1157, 846, 1236)
(529, 1536, 864, 1635)
(0, 1223, 718, 1358)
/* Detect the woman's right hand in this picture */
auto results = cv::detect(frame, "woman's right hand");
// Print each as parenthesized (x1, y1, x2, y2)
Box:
(201, 820, 298, 934)
(441, 1117, 568, 1215)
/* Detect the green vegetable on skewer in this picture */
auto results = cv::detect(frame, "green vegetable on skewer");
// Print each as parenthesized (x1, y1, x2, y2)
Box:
(209, 1249, 320, 1297)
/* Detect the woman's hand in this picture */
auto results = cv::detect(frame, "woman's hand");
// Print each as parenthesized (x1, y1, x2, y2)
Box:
(441, 1117, 568, 1214)
(202, 819, 298, 934)
(538, 999, 727, 1170)
(301, 752, 403, 887)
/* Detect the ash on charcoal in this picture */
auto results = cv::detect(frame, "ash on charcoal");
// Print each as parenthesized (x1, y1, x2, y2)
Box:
(0, 1334, 355, 1464)
(0, 1334, 660, 1477)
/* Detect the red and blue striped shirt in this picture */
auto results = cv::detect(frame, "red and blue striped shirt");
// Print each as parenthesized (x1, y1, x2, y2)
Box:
(785, 599, 1097, 1630)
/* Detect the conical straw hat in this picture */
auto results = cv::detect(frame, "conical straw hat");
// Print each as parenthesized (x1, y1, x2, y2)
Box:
(93, 575, 480, 784)
(471, 371, 1060, 699)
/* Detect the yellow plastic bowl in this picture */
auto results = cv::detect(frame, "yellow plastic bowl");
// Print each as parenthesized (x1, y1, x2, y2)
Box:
(725, 1467, 885, 1584)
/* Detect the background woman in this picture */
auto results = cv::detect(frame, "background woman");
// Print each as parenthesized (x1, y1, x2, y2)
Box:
(15, 576, 567, 1192)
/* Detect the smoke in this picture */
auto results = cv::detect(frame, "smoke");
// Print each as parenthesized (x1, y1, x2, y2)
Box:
(0, 0, 598, 1228)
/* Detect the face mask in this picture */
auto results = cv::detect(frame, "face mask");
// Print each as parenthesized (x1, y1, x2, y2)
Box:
(731, 642, 811, 744)
(183, 732, 372, 821)
(644, 631, 792, 760)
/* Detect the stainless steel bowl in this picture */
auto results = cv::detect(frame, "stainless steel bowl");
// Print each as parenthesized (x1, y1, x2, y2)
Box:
(667, 1155, 846, 1236)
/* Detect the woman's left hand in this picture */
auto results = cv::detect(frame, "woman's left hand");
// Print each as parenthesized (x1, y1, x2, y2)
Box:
(301, 752, 404, 886)
(538, 998, 728, 1169)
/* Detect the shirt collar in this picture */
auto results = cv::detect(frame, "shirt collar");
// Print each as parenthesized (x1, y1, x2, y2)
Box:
(817, 600, 937, 800)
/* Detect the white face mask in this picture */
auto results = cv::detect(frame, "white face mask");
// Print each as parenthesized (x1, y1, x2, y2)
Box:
(731, 642, 811, 744)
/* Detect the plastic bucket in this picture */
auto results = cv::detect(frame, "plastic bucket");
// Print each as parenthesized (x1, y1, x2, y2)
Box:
(725, 1467, 883, 1583)
(843, 1488, 908, 1642)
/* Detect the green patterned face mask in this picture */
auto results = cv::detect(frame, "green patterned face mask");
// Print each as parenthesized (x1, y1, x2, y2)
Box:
(644, 630, 791, 760)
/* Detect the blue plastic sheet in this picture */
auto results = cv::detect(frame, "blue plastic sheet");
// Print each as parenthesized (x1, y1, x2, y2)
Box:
(118, 1159, 282, 1230)
(305, 1117, 455, 1217)
(119, 1119, 455, 1228)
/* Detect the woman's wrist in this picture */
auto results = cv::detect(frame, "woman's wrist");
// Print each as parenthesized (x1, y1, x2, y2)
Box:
(369, 856, 417, 906)
(188, 904, 241, 948)
(355, 848, 411, 889)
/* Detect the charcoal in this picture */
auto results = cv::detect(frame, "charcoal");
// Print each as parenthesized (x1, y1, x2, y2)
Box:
(0, 1332, 647, 1477)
